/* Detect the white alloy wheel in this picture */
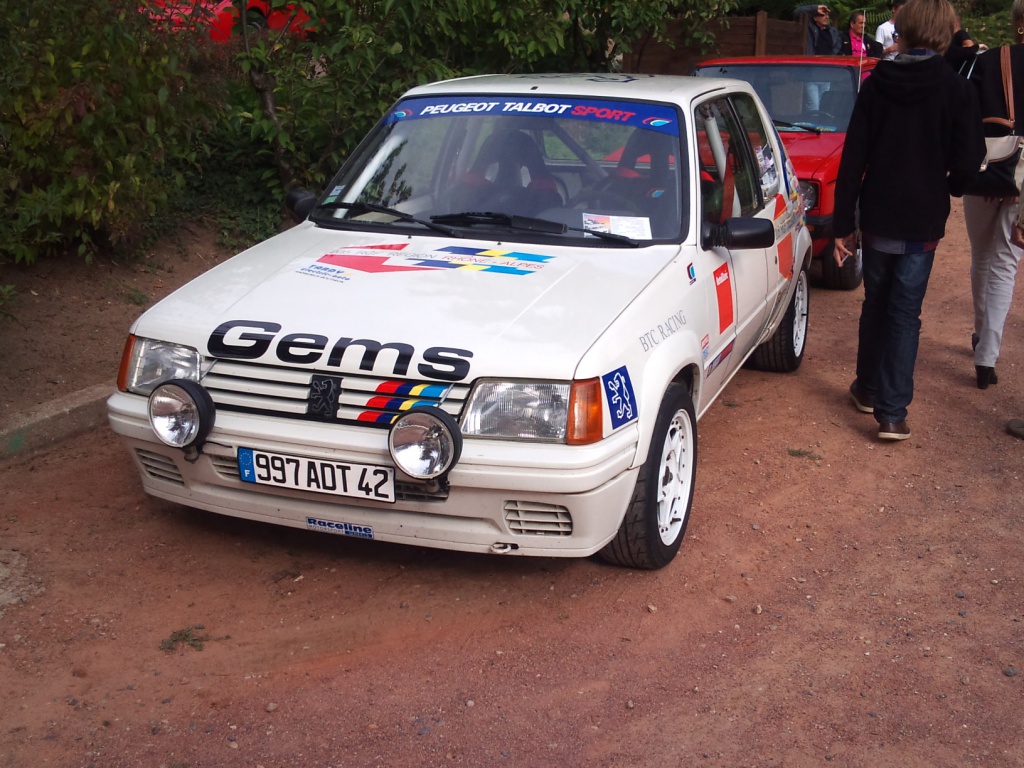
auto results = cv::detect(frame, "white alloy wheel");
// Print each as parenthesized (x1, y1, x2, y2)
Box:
(790, 268, 809, 360)
(656, 408, 696, 546)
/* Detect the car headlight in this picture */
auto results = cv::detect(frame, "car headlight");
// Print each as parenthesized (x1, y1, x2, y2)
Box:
(148, 380, 216, 449)
(798, 180, 818, 213)
(461, 381, 570, 441)
(388, 407, 462, 480)
(118, 335, 202, 395)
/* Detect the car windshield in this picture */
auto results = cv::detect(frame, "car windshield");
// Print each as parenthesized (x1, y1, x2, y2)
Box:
(694, 64, 860, 133)
(311, 94, 686, 243)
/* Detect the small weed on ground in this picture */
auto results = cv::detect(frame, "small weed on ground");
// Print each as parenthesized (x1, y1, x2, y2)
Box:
(123, 285, 149, 306)
(787, 447, 822, 461)
(0, 285, 15, 319)
(160, 625, 209, 652)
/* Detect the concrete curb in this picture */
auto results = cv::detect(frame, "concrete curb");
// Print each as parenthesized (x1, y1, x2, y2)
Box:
(1, 384, 112, 460)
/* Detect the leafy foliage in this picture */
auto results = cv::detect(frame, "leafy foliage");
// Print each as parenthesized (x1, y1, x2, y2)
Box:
(963, 9, 1018, 49)
(0, 0, 223, 264)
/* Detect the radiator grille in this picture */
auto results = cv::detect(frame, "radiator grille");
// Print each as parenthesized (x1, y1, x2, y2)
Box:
(504, 500, 573, 536)
(202, 359, 470, 429)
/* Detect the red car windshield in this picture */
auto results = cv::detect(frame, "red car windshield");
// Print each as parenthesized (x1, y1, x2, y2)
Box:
(694, 64, 862, 134)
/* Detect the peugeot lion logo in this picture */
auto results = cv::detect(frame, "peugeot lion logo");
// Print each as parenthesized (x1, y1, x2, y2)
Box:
(308, 375, 342, 420)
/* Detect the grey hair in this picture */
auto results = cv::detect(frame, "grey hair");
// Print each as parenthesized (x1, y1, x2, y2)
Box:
(1014, 0, 1024, 29)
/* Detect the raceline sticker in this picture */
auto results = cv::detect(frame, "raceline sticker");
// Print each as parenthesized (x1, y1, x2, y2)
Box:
(386, 96, 680, 136)
(306, 517, 375, 540)
(301, 242, 552, 278)
(687, 263, 697, 285)
(602, 365, 638, 430)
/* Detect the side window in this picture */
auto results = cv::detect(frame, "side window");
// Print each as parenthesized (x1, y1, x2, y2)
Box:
(732, 93, 780, 202)
(694, 97, 761, 227)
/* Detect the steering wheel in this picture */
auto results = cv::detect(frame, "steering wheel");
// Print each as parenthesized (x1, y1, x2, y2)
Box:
(798, 110, 834, 124)
(568, 177, 638, 212)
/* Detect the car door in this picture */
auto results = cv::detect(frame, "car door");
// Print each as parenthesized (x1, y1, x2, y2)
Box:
(693, 95, 773, 385)
(730, 92, 796, 321)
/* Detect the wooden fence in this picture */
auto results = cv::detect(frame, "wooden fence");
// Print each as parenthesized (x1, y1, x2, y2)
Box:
(623, 12, 805, 75)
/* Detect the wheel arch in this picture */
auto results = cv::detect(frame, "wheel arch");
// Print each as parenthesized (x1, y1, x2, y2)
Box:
(628, 335, 703, 471)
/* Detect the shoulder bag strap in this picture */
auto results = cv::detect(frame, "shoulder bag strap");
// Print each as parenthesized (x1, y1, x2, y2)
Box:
(983, 46, 1016, 133)
(1002, 45, 1014, 127)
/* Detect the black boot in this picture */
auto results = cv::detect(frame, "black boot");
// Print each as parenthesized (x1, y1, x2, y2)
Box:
(976, 366, 998, 389)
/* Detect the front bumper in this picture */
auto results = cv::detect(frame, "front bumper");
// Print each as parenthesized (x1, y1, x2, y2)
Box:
(108, 392, 640, 558)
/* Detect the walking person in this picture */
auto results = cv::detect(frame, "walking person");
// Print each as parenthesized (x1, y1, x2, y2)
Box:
(962, 0, 1024, 389)
(834, 0, 984, 441)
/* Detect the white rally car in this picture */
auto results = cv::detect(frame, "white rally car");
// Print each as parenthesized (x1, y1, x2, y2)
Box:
(108, 74, 811, 569)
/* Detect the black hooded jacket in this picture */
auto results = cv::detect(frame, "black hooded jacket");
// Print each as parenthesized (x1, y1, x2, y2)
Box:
(834, 54, 985, 241)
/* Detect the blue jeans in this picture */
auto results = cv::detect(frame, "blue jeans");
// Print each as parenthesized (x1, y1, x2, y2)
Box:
(855, 245, 936, 424)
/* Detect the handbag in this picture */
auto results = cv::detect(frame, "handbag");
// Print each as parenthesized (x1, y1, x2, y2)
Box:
(969, 46, 1023, 198)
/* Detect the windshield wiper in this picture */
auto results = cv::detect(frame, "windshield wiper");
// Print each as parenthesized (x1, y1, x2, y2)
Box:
(431, 211, 640, 247)
(316, 201, 462, 237)
(773, 119, 821, 135)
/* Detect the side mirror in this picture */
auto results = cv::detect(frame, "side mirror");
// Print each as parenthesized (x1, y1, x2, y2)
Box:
(285, 188, 318, 222)
(701, 217, 775, 250)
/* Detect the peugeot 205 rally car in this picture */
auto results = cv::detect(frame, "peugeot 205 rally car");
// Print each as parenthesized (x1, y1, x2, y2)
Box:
(108, 74, 811, 569)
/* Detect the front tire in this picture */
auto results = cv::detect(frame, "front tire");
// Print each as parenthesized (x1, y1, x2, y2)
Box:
(748, 267, 809, 373)
(599, 385, 697, 570)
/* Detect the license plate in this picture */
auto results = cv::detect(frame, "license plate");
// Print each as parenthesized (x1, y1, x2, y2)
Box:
(237, 448, 395, 503)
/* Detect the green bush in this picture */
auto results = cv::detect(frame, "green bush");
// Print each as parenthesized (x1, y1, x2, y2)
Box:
(0, 0, 223, 264)
(0, 0, 734, 267)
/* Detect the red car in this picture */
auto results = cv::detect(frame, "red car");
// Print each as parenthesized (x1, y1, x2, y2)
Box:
(693, 56, 878, 290)
(143, 0, 312, 42)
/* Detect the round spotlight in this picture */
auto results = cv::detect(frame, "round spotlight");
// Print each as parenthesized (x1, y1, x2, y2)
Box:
(388, 407, 462, 480)
(148, 379, 216, 449)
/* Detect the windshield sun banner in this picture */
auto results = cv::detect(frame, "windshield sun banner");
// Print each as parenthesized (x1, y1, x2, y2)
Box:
(387, 96, 681, 136)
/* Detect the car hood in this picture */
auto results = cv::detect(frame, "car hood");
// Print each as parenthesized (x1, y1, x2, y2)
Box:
(778, 132, 846, 178)
(132, 223, 681, 381)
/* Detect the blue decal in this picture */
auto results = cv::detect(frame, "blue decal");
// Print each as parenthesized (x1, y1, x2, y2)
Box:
(306, 517, 375, 540)
(238, 448, 255, 483)
(687, 263, 697, 285)
(602, 366, 638, 430)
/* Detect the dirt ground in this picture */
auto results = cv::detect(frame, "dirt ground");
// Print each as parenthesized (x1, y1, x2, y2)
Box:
(1, 200, 1023, 768)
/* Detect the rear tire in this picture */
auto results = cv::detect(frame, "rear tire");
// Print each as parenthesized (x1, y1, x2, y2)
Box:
(820, 235, 863, 290)
(748, 267, 809, 373)
(599, 384, 697, 570)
